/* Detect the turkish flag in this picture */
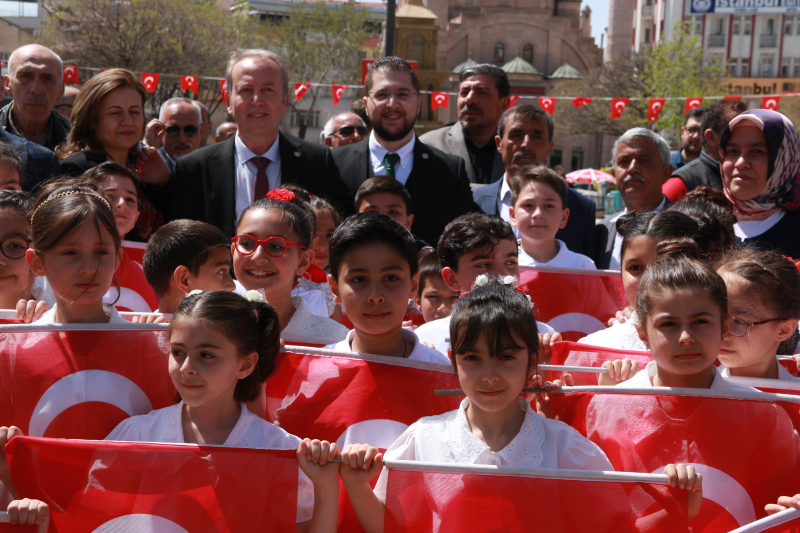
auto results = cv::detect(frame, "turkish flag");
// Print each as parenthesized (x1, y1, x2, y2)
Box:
(724, 95, 743, 101)
(552, 389, 800, 530)
(294, 83, 311, 103)
(518, 266, 627, 342)
(331, 84, 348, 106)
(181, 75, 199, 95)
(549, 341, 652, 386)
(762, 96, 781, 110)
(572, 97, 593, 108)
(509, 95, 521, 106)
(0, 328, 173, 440)
(7, 437, 299, 532)
(685, 97, 704, 116)
(384, 466, 688, 532)
(431, 92, 449, 110)
(539, 97, 556, 115)
(266, 349, 461, 531)
(219, 78, 229, 105)
(610, 98, 629, 119)
(647, 98, 667, 122)
(140, 73, 159, 93)
(110, 248, 159, 312)
(62, 65, 79, 85)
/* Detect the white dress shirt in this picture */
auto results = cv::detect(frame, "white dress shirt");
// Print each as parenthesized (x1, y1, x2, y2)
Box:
(518, 239, 597, 270)
(234, 132, 282, 221)
(496, 174, 520, 239)
(368, 132, 415, 186)
(608, 197, 668, 270)
(325, 328, 451, 365)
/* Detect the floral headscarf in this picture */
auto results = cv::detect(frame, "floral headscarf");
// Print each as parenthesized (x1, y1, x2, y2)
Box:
(720, 109, 800, 221)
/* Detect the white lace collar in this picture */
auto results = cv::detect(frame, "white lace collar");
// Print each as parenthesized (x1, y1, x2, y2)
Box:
(160, 402, 256, 445)
(445, 397, 545, 468)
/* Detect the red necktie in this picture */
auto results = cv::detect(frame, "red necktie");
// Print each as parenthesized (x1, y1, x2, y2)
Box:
(251, 157, 271, 201)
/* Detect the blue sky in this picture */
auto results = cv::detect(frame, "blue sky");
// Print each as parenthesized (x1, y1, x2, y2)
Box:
(584, 0, 610, 47)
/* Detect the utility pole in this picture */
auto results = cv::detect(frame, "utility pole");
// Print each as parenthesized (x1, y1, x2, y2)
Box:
(385, 0, 396, 56)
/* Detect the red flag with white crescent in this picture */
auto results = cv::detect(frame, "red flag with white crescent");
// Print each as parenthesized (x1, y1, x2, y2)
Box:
(0, 327, 173, 440)
(7, 437, 299, 532)
(294, 83, 311, 103)
(62, 65, 80, 85)
(684, 96, 704, 116)
(509, 95, 521, 106)
(108, 247, 159, 312)
(219, 78, 229, 105)
(431, 92, 450, 110)
(181, 75, 199, 95)
(538, 97, 556, 115)
(140, 73, 160, 93)
(331, 84, 348, 106)
(610, 98, 629, 119)
(762, 95, 781, 111)
(647, 98, 667, 122)
(572, 97, 593, 108)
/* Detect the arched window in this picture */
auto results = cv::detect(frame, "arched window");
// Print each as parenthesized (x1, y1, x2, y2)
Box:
(493, 42, 505, 64)
(523, 44, 533, 63)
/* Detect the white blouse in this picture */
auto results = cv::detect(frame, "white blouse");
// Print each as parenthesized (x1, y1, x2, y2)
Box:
(106, 402, 314, 523)
(619, 361, 758, 392)
(373, 397, 613, 502)
(415, 315, 557, 356)
(719, 359, 800, 382)
(326, 328, 451, 365)
(283, 296, 348, 343)
(578, 311, 648, 352)
(33, 304, 128, 325)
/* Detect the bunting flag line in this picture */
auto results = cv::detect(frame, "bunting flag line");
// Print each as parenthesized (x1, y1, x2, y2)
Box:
(294, 82, 311, 103)
(539, 97, 556, 115)
(725, 95, 744, 101)
(647, 98, 667, 122)
(62, 65, 80, 85)
(509, 95, 521, 106)
(610, 98, 629, 119)
(762, 95, 781, 111)
(7, 437, 300, 533)
(140, 72, 159, 93)
(572, 97, 593, 108)
(431, 92, 449, 110)
(181, 75, 199, 95)
(331, 84, 348, 106)
(219, 78, 229, 105)
(685, 96, 704, 116)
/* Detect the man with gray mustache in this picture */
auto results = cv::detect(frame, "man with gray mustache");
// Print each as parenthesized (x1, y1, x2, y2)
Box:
(595, 128, 674, 269)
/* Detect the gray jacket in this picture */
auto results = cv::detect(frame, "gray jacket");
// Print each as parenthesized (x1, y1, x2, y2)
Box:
(420, 121, 504, 185)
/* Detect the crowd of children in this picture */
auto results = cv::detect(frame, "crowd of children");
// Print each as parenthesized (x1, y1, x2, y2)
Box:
(2, 110, 800, 530)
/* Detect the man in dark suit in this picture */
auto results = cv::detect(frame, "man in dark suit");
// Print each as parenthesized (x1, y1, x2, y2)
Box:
(0, 129, 60, 191)
(332, 57, 477, 245)
(595, 128, 674, 269)
(420, 64, 508, 185)
(167, 49, 352, 238)
(472, 104, 598, 260)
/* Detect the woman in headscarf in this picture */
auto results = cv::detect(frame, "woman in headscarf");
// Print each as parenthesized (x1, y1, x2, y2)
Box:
(720, 108, 800, 257)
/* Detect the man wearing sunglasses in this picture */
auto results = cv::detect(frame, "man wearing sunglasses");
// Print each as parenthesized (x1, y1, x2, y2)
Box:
(151, 98, 203, 175)
(321, 112, 367, 148)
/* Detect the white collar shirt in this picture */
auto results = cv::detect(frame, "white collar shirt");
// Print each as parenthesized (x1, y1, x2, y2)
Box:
(368, 132, 415, 186)
(496, 173, 520, 239)
(234, 132, 282, 221)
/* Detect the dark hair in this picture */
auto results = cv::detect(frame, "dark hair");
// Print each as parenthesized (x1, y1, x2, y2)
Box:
(354, 176, 413, 214)
(328, 212, 418, 279)
(350, 99, 371, 129)
(669, 190, 736, 261)
(310, 196, 342, 227)
(143, 220, 231, 298)
(169, 291, 280, 403)
(0, 189, 33, 219)
(617, 210, 716, 261)
(236, 197, 313, 248)
(636, 239, 727, 324)
(80, 161, 142, 211)
(418, 251, 444, 297)
(449, 282, 539, 374)
(459, 64, 511, 98)
(497, 103, 553, 142)
(686, 107, 705, 121)
(701, 100, 747, 148)
(364, 56, 420, 94)
(437, 213, 516, 271)
(510, 164, 567, 207)
(0, 142, 24, 187)
(277, 183, 317, 235)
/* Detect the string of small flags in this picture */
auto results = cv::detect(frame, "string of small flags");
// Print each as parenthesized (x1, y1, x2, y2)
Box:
(61, 65, 799, 122)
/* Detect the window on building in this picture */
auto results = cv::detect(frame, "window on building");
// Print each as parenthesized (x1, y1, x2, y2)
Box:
(794, 59, 800, 78)
(744, 17, 752, 35)
(786, 16, 794, 35)
(797, 18, 800, 34)
(571, 149, 584, 171)
(733, 16, 741, 35)
(645, 0, 653, 5)
(728, 59, 738, 76)
(760, 56, 774, 77)
(766, 18, 775, 35)
(694, 16, 703, 36)
(550, 149, 562, 169)
(645, 28, 652, 43)
(714, 18, 724, 35)
(741, 58, 749, 76)
(522, 44, 533, 64)
(493, 42, 505, 64)
(782, 58, 790, 77)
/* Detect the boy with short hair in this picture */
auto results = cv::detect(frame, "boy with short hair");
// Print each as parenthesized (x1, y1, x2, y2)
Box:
(354, 177, 433, 257)
(415, 252, 460, 324)
(143, 220, 236, 313)
(509, 165, 596, 270)
(325, 212, 448, 364)
(0, 143, 23, 190)
(415, 213, 558, 355)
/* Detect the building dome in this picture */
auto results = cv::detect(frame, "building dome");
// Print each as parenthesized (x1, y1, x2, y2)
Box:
(549, 61, 583, 79)
(501, 56, 542, 75)
(452, 58, 479, 74)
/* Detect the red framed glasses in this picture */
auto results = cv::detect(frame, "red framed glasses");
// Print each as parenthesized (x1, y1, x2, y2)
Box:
(232, 234, 306, 257)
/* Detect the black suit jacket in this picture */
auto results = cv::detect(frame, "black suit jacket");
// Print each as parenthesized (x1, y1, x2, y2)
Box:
(167, 133, 353, 238)
(472, 177, 599, 260)
(0, 129, 60, 192)
(595, 197, 674, 269)
(332, 138, 479, 245)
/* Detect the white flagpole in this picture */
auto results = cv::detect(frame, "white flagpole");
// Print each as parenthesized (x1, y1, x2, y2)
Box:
(728, 508, 800, 533)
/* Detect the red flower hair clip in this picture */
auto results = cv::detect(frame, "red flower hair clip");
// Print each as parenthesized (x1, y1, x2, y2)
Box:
(267, 188, 295, 202)
(783, 255, 800, 277)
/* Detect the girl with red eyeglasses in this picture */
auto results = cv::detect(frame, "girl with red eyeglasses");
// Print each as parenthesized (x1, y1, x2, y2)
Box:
(0, 191, 39, 318)
(231, 196, 348, 343)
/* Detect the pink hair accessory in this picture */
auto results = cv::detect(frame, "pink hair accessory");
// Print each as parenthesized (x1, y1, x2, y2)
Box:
(267, 189, 296, 202)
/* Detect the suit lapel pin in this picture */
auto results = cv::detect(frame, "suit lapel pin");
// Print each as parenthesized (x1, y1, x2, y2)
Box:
(293, 151, 301, 157)
(421, 153, 429, 160)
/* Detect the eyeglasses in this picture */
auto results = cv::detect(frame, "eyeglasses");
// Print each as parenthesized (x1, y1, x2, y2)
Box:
(685, 127, 703, 136)
(232, 234, 306, 257)
(166, 125, 199, 138)
(727, 316, 786, 337)
(367, 90, 418, 103)
(1, 236, 30, 259)
(330, 125, 367, 137)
